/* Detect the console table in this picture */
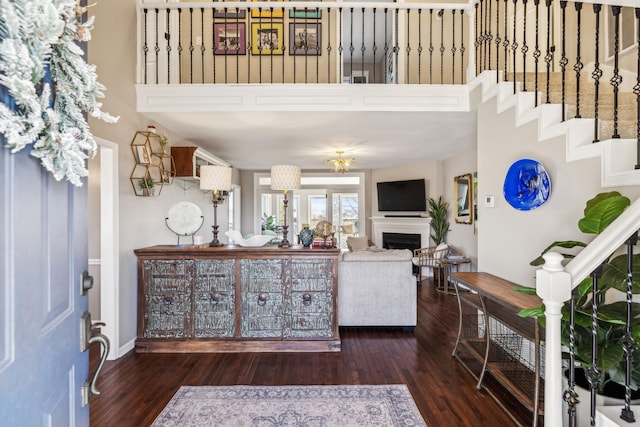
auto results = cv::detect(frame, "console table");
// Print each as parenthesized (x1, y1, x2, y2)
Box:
(451, 272, 544, 426)
(134, 245, 340, 353)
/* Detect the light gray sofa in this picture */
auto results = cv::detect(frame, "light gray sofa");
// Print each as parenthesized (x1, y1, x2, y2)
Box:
(338, 248, 417, 327)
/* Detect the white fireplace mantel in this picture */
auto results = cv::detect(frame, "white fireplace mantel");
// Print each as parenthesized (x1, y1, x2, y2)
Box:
(370, 217, 431, 248)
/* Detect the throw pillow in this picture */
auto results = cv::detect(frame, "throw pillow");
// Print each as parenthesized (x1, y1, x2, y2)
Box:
(347, 236, 369, 251)
(435, 242, 449, 259)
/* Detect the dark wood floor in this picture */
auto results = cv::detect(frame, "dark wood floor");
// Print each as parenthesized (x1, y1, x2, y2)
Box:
(90, 279, 535, 426)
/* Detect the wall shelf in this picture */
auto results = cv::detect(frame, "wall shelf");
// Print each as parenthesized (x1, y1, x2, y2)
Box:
(130, 130, 175, 197)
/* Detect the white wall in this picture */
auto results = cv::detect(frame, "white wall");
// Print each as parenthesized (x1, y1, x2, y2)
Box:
(477, 96, 640, 287)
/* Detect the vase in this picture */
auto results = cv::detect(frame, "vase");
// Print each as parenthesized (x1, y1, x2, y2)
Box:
(299, 226, 313, 248)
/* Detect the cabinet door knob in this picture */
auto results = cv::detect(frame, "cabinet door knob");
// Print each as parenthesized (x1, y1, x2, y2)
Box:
(210, 292, 220, 304)
(257, 293, 267, 306)
(302, 293, 312, 306)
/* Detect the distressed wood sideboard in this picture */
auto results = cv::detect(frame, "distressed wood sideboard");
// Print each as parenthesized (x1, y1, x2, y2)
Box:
(134, 245, 340, 352)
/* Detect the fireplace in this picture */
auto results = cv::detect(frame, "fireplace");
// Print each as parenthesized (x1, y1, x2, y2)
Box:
(370, 217, 431, 249)
(382, 232, 421, 251)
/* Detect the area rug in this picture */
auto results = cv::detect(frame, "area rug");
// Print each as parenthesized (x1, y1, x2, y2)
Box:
(151, 384, 427, 426)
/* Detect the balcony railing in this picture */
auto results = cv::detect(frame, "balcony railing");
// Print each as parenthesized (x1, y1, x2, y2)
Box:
(137, 1, 474, 85)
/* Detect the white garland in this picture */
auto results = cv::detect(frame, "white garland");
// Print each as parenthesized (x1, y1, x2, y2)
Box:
(0, 0, 118, 186)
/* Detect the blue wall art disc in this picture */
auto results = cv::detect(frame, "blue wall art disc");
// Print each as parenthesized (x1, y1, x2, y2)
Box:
(503, 158, 551, 210)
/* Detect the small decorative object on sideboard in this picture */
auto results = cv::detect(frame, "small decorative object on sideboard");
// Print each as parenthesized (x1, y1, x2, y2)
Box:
(299, 224, 314, 248)
(225, 230, 275, 247)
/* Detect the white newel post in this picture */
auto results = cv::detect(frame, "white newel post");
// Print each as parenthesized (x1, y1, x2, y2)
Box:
(536, 252, 572, 426)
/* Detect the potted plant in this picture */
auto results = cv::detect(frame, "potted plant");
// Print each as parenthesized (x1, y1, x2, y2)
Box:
(519, 191, 640, 403)
(428, 196, 450, 245)
(138, 175, 155, 196)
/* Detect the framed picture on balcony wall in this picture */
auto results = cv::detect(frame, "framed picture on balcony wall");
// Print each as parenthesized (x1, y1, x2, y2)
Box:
(214, 23, 246, 55)
(251, 23, 284, 55)
(213, 0, 247, 19)
(288, 0, 321, 19)
(289, 23, 321, 55)
(250, 0, 284, 18)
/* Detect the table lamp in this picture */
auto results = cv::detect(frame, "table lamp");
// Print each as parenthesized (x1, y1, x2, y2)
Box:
(270, 165, 301, 248)
(200, 165, 232, 247)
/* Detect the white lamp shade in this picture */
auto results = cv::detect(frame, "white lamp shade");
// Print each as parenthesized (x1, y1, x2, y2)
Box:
(199, 165, 232, 191)
(270, 165, 301, 191)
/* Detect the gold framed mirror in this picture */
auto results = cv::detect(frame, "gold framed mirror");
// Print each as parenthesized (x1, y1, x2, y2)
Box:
(454, 173, 473, 224)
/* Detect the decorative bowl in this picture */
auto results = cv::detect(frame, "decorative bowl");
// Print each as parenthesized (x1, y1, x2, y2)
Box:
(225, 230, 275, 247)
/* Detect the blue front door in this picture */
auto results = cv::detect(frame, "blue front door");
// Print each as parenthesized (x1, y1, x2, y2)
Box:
(0, 140, 90, 424)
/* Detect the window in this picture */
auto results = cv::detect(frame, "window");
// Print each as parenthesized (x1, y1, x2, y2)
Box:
(606, 6, 638, 60)
(254, 172, 365, 249)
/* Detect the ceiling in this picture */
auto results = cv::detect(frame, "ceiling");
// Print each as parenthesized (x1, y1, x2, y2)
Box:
(143, 109, 478, 171)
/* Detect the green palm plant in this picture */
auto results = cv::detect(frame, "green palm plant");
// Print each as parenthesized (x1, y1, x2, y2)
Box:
(428, 196, 450, 245)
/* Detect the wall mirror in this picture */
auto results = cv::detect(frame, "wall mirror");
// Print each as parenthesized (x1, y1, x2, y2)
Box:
(454, 173, 473, 224)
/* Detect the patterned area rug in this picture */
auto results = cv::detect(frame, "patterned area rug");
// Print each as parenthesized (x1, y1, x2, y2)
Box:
(151, 384, 427, 426)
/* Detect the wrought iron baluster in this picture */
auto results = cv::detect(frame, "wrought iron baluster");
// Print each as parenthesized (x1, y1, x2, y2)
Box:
(269, 8, 274, 84)
(406, 9, 411, 83)
(461, 10, 466, 84)
(563, 288, 579, 427)
(143, 8, 149, 84)
(635, 8, 640, 170)
(522, 0, 528, 91)
(487, 0, 492, 71)
(357, 7, 365, 82)
(418, 10, 422, 84)
(235, 9, 240, 83)
(327, 8, 332, 83)
(373, 8, 377, 84)
(512, 0, 518, 94)
(586, 266, 604, 427)
(478, 1, 483, 73)
(432, 9, 436, 83)
(474, 3, 479, 76)
(394, 9, 400, 83)
(200, 8, 205, 83)
(452, 10, 457, 84)
(438, 8, 442, 84)
(155, 8, 160, 84)
(440, 9, 445, 84)
(482, 0, 487, 72)
(620, 232, 638, 422)
(592, 4, 602, 143)
(503, 0, 509, 82)
(315, 10, 320, 83)
(177, 9, 182, 84)
(166, 9, 171, 84)
(495, 0, 501, 83)
(189, 8, 193, 83)
(560, 1, 568, 121)
(574, 2, 583, 118)
(545, 0, 552, 103)
(610, 6, 622, 139)
(350, 8, 354, 81)
(384, 8, 389, 83)
(258, 9, 263, 83)
(339, 8, 344, 84)
(292, 9, 297, 83)
(534, 0, 541, 106)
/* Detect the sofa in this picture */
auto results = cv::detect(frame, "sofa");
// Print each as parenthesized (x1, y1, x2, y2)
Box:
(338, 247, 417, 328)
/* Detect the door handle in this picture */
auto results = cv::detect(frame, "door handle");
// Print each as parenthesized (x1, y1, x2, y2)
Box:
(81, 311, 110, 406)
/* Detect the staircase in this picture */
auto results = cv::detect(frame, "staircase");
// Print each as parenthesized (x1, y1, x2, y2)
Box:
(471, 69, 640, 189)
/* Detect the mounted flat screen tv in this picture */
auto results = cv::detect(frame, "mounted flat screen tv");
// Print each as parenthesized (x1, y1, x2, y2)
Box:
(377, 179, 427, 212)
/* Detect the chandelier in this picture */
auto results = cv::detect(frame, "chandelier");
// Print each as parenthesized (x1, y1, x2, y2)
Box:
(326, 151, 356, 173)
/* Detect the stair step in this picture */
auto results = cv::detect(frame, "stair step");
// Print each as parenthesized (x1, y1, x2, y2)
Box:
(564, 102, 638, 122)
(598, 120, 637, 140)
